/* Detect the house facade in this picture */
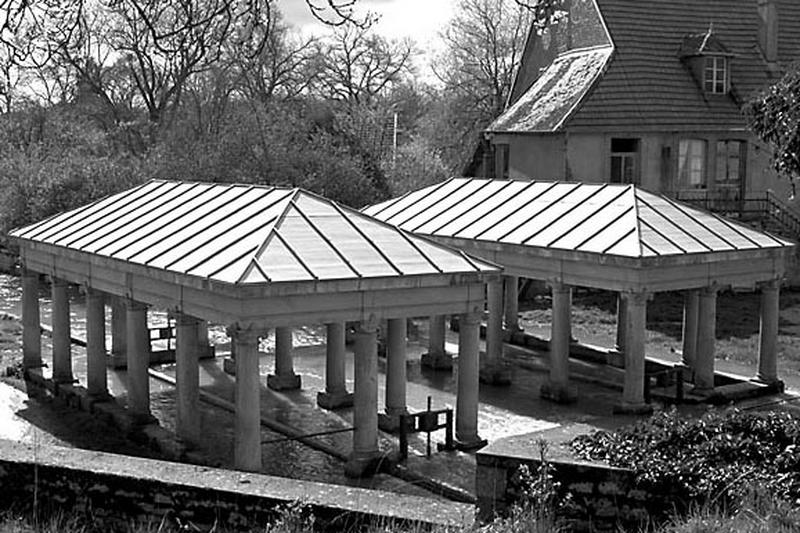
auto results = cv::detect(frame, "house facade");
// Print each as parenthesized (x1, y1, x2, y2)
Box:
(485, 0, 800, 202)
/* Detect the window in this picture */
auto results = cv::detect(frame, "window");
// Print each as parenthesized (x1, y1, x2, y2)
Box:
(678, 139, 707, 188)
(716, 140, 745, 184)
(610, 138, 640, 185)
(704, 56, 728, 94)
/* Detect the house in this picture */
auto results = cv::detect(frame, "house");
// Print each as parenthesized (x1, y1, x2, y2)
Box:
(484, 0, 800, 204)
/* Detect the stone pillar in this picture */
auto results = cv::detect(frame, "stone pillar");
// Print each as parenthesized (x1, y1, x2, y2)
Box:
(233, 326, 261, 472)
(614, 291, 652, 414)
(51, 278, 73, 383)
(693, 286, 717, 393)
(111, 296, 127, 358)
(379, 318, 407, 432)
(317, 322, 353, 409)
(176, 313, 201, 444)
(126, 299, 152, 423)
(85, 289, 108, 397)
(681, 290, 699, 376)
(421, 315, 452, 369)
(541, 282, 577, 403)
(504, 275, 521, 331)
(615, 294, 627, 353)
(480, 279, 511, 385)
(196, 319, 210, 357)
(756, 279, 780, 384)
(268, 327, 301, 390)
(21, 269, 42, 369)
(345, 320, 381, 477)
(455, 312, 486, 450)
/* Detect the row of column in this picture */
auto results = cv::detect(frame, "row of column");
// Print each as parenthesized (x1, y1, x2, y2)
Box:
(21, 271, 209, 436)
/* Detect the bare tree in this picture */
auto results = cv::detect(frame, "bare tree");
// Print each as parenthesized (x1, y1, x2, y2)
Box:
(314, 24, 415, 105)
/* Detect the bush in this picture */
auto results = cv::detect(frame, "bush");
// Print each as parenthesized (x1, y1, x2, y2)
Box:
(571, 408, 800, 513)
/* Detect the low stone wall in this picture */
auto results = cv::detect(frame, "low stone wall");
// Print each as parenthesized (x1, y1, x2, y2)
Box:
(476, 429, 670, 532)
(0, 439, 473, 531)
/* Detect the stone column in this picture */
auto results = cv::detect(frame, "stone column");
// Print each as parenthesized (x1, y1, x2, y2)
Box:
(111, 297, 127, 359)
(681, 290, 699, 376)
(317, 322, 353, 409)
(176, 313, 201, 444)
(541, 282, 577, 403)
(504, 275, 521, 331)
(693, 286, 717, 393)
(615, 294, 627, 353)
(756, 279, 780, 384)
(268, 327, 301, 390)
(345, 320, 381, 477)
(455, 312, 485, 450)
(480, 279, 511, 385)
(233, 326, 261, 472)
(85, 289, 108, 397)
(196, 319, 210, 358)
(51, 278, 73, 383)
(421, 315, 452, 369)
(21, 269, 42, 369)
(126, 299, 152, 423)
(614, 291, 652, 414)
(379, 318, 407, 432)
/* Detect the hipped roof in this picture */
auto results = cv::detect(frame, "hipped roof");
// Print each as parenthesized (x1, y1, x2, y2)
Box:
(10, 180, 497, 286)
(363, 178, 793, 260)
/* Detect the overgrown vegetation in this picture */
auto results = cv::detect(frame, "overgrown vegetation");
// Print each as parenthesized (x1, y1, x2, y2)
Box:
(572, 408, 800, 517)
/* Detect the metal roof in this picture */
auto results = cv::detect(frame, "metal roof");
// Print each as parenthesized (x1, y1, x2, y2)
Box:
(10, 180, 497, 284)
(362, 178, 794, 259)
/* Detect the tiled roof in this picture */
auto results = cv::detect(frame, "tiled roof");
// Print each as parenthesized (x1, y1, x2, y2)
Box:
(488, 47, 613, 133)
(10, 180, 496, 284)
(497, 0, 800, 134)
(363, 178, 793, 259)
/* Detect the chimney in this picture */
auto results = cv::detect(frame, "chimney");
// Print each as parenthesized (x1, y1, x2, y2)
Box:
(757, 0, 779, 68)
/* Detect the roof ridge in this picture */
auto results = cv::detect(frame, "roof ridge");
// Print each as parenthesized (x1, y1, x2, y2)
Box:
(236, 189, 299, 284)
(631, 185, 644, 258)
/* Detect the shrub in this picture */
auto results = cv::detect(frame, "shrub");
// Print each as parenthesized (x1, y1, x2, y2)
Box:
(571, 408, 800, 514)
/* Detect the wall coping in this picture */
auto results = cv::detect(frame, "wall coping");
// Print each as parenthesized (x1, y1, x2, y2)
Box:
(0, 439, 474, 527)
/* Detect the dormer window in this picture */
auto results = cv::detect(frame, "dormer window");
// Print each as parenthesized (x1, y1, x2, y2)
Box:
(679, 26, 735, 96)
(704, 56, 728, 94)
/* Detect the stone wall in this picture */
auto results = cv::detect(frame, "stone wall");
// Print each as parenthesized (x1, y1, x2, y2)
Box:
(0, 439, 472, 532)
(475, 431, 670, 532)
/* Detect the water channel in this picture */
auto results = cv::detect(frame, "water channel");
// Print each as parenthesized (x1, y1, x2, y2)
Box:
(0, 273, 572, 499)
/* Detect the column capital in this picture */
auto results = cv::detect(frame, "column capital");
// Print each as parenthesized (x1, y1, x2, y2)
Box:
(699, 284, 720, 296)
(125, 298, 148, 312)
(759, 278, 781, 291)
(357, 315, 379, 334)
(460, 311, 482, 327)
(546, 279, 570, 293)
(621, 289, 648, 305)
(228, 324, 260, 345)
(50, 276, 69, 288)
(175, 311, 200, 327)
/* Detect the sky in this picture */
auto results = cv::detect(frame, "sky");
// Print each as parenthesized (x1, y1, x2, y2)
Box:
(279, 0, 456, 51)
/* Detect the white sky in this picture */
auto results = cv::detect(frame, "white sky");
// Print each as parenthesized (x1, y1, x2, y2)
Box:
(279, 0, 456, 51)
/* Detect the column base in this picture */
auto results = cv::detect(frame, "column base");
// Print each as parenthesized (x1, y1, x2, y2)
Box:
(479, 363, 512, 386)
(539, 381, 578, 403)
(421, 351, 453, 370)
(222, 357, 236, 375)
(751, 377, 785, 393)
(129, 411, 158, 427)
(267, 373, 301, 391)
(316, 390, 354, 410)
(378, 411, 414, 433)
(52, 375, 77, 386)
(691, 385, 715, 397)
(454, 436, 488, 452)
(612, 401, 653, 415)
(344, 451, 386, 478)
